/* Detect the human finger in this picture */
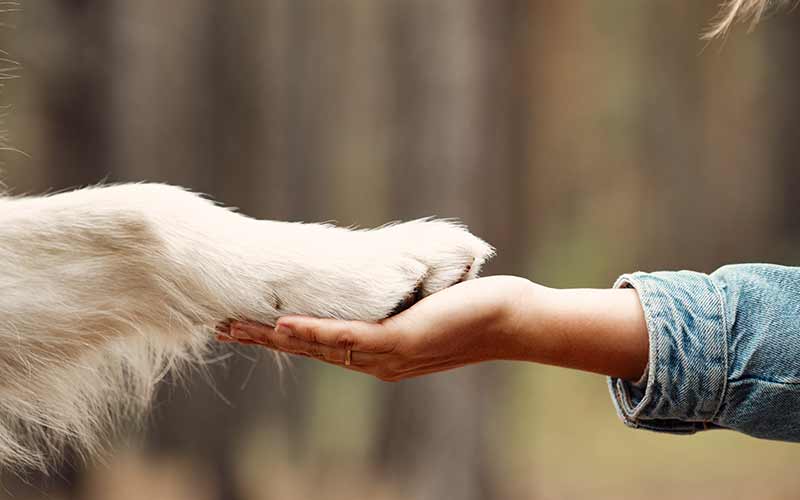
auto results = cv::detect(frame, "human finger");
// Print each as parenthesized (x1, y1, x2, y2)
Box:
(230, 322, 387, 367)
(244, 317, 400, 354)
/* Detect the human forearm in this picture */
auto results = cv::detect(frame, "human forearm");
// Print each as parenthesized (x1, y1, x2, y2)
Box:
(499, 282, 649, 381)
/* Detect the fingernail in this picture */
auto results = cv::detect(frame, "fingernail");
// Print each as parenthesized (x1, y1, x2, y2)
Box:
(275, 325, 293, 337)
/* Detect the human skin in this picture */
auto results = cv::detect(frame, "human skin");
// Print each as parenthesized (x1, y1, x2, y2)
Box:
(218, 276, 650, 382)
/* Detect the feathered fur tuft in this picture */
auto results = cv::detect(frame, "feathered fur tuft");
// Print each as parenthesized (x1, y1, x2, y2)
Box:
(705, 0, 792, 39)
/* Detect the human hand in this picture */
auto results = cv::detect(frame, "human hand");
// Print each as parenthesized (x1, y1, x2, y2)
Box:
(217, 275, 649, 382)
(217, 276, 535, 381)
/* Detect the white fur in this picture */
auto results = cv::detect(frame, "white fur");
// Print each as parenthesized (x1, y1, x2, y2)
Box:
(0, 183, 493, 469)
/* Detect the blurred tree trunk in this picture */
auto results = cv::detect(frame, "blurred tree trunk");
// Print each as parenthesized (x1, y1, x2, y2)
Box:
(768, 15, 800, 250)
(642, 3, 704, 266)
(374, 3, 529, 499)
(696, 7, 780, 267)
(0, 0, 114, 497)
(39, 0, 113, 188)
(110, 0, 216, 187)
(109, 2, 248, 500)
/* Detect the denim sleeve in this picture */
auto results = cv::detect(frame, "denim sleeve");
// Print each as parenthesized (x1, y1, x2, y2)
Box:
(608, 264, 800, 442)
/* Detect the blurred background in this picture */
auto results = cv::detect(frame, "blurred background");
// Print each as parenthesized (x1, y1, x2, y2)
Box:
(1, 1, 799, 499)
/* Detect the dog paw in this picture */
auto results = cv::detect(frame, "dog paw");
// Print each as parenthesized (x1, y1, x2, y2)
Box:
(375, 220, 494, 314)
(262, 219, 495, 323)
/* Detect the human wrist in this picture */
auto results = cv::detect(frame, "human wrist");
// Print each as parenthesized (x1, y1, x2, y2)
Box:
(491, 277, 555, 362)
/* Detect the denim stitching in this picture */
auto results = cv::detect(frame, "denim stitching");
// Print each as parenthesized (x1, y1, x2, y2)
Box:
(708, 275, 730, 422)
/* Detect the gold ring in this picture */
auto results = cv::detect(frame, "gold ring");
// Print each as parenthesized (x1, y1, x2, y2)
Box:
(345, 349, 352, 366)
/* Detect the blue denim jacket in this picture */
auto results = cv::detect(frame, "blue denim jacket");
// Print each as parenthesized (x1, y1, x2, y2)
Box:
(608, 264, 800, 442)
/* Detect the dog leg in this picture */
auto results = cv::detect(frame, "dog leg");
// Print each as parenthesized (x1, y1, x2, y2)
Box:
(0, 183, 493, 468)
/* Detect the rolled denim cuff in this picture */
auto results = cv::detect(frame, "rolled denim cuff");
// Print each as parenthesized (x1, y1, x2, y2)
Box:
(608, 271, 729, 434)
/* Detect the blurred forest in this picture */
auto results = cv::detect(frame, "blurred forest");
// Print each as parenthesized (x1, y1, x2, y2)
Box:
(1, 1, 799, 499)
